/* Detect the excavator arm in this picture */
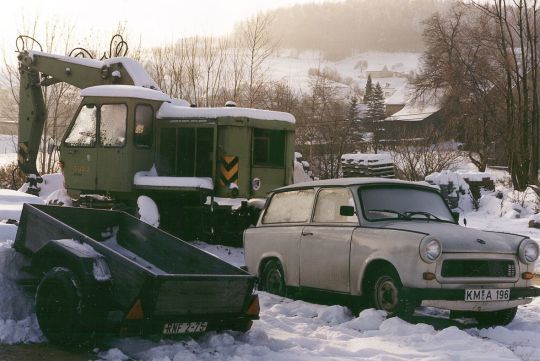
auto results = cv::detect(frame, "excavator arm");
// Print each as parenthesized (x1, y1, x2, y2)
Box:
(17, 47, 159, 194)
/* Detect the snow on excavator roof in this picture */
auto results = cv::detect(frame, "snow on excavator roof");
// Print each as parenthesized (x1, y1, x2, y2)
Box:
(81, 85, 171, 101)
(27, 50, 160, 90)
(156, 102, 296, 124)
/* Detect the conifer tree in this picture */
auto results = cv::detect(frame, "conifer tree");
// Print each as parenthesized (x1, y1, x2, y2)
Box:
(363, 75, 373, 103)
(366, 82, 386, 153)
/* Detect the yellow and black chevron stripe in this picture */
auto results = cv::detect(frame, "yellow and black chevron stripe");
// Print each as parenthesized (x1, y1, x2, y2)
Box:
(220, 155, 239, 187)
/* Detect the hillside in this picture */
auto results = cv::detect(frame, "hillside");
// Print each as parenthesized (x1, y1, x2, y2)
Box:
(235, 0, 449, 60)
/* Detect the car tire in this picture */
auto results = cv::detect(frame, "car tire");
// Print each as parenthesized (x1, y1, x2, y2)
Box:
(261, 259, 287, 297)
(35, 267, 86, 345)
(472, 307, 517, 327)
(371, 271, 415, 319)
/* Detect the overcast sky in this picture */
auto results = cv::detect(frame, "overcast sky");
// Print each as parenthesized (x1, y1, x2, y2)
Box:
(0, 0, 326, 55)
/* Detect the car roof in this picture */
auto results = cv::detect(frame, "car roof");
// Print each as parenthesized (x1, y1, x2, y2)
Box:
(275, 177, 436, 192)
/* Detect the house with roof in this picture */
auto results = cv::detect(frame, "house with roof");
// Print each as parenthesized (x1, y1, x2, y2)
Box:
(383, 91, 444, 140)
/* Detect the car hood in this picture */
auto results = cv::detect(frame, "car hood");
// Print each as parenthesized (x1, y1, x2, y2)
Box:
(377, 221, 526, 253)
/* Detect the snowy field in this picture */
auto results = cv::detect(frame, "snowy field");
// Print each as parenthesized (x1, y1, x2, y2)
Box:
(2, 171, 540, 360)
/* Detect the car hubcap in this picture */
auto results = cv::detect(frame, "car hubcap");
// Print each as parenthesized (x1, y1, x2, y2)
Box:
(266, 269, 283, 295)
(376, 278, 398, 312)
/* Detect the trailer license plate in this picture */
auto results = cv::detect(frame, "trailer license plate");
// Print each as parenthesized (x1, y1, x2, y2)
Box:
(163, 321, 208, 335)
(465, 289, 510, 302)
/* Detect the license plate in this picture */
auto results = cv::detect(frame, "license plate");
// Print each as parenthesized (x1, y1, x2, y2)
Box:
(465, 288, 510, 302)
(162, 321, 208, 335)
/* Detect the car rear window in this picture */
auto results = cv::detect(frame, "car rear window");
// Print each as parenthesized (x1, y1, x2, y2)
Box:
(262, 189, 315, 224)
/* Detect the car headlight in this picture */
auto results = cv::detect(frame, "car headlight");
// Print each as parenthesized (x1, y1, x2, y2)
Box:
(519, 239, 539, 264)
(419, 237, 442, 263)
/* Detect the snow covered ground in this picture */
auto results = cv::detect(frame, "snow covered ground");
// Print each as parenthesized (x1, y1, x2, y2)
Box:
(3, 171, 540, 360)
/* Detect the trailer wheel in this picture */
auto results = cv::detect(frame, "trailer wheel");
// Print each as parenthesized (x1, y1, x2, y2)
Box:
(35, 267, 85, 345)
(261, 259, 287, 297)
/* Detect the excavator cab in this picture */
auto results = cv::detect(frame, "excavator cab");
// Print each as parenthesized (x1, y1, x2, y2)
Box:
(60, 87, 165, 200)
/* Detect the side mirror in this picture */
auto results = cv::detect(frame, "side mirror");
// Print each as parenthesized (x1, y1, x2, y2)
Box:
(340, 205, 356, 217)
(452, 211, 460, 223)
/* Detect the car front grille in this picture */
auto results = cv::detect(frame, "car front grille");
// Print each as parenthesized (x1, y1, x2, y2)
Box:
(441, 259, 516, 278)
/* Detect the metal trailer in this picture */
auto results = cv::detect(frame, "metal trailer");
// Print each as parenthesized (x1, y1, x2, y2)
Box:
(14, 204, 259, 345)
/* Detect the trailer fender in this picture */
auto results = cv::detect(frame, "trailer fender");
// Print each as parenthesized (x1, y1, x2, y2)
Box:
(31, 239, 113, 328)
(31, 239, 111, 284)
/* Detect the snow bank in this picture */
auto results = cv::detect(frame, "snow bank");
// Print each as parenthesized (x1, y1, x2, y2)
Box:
(0, 241, 44, 344)
(18, 173, 65, 200)
(0, 190, 44, 221)
(293, 153, 313, 183)
(425, 170, 475, 213)
(98, 292, 519, 361)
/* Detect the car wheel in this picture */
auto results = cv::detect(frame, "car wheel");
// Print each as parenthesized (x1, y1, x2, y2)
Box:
(472, 307, 517, 327)
(35, 267, 85, 345)
(261, 259, 287, 297)
(371, 271, 414, 319)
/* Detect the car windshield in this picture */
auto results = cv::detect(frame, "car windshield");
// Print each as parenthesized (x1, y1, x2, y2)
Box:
(359, 186, 454, 222)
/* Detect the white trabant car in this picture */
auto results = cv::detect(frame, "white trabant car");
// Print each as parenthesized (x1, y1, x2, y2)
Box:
(243, 178, 540, 326)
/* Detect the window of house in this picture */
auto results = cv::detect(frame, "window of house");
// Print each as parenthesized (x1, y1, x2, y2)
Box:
(253, 129, 286, 167)
(313, 188, 357, 223)
(262, 189, 315, 224)
(135, 104, 153, 148)
(64, 104, 97, 147)
(100, 104, 127, 147)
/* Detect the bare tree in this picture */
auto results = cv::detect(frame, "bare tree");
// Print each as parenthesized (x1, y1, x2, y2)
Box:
(471, 0, 540, 190)
(296, 67, 356, 179)
(241, 13, 277, 108)
(390, 128, 462, 181)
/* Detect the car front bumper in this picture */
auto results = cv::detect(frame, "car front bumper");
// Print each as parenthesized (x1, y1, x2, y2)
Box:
(401, 286, 540, 312)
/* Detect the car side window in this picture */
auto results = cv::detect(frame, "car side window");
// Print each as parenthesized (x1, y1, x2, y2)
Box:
(313, 187, 357, 223)
(262, 189, 315, 224)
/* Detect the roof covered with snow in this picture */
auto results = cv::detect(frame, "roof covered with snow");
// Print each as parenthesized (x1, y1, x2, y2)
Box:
(81, 85, 171, 101)
(157, 102, 296, 124)
(386, 91, 442, 122)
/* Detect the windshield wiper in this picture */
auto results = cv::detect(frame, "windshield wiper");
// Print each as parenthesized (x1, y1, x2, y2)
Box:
(404, 211, 443, 221)
(367, 209, 408, 219)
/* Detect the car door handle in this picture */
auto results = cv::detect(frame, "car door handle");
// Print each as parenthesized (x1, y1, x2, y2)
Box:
(302, 231, 313, 236)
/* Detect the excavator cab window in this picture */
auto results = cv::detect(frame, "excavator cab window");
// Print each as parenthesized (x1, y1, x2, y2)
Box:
(65, 104, 97, 147)
(100, 104, 127, 147)
(253, 128, 286, 167)
(134, 104, 153, 148)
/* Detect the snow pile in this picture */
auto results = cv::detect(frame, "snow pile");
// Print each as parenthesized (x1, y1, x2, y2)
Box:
(0, 241, 43, 344)
(294, 152, 313, 183)
(477, 186, 537, 220)
(0, 189, 44, 221)
(137, 195, 160, 227)
(18, 173, 66, 201)
(425, 170, 475, 213)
